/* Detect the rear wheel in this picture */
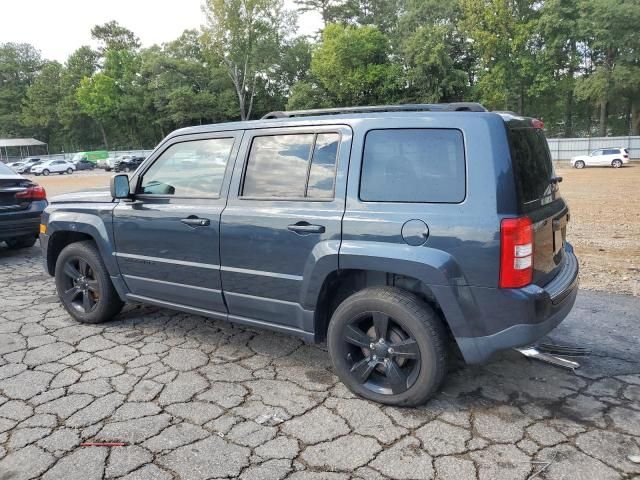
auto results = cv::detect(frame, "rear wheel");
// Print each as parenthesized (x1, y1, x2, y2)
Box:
(6, 236, 37, 249)
(574, 160, 585, 169)
(612, 159, 623, 168)
(55, 241, 124, 324)
(327, 287, 448, 406)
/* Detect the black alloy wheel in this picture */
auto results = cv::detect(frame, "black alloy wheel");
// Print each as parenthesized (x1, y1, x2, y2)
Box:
(328, 287, 447, 406)
(59, 256, 100, 314)
(55, 241, 124, 323)
(340, 312, 421, 395)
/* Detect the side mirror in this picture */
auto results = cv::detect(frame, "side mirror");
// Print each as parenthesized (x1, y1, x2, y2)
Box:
(110, 174, 131, 199)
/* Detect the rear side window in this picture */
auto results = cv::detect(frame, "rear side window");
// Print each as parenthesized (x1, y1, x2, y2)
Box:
(508, 127, 554, 209)
(359, 129, 465, 203)
(242, 133, 339, 199)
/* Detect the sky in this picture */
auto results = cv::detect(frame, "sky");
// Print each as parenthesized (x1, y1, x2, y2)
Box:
(0, 0, 321, 63)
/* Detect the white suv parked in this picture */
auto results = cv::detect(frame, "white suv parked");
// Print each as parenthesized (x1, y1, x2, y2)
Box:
(31, 160, 76, 176)
(571, 147, 630, 169)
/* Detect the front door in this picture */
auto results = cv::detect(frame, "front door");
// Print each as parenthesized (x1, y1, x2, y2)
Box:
(113, 132, 241, 314)
(220, 126, 351, 333)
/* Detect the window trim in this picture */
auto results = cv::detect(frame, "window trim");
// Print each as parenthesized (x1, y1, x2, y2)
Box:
(358, 127, 467, 204)
(239, 130, 342, 202)
(134, 136, 238, 201)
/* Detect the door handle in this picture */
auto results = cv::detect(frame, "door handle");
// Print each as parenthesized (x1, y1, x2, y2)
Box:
(181, 216, 210, 227)
(287, 222, 326, 234)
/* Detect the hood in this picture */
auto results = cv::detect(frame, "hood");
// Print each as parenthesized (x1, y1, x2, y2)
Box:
(50, 190, 114, 204)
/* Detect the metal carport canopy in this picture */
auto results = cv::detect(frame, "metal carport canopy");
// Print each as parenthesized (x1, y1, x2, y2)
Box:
(0, 138, 46, 147)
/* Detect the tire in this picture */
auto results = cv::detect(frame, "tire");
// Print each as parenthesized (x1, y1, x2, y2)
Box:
(327, 287, 448, 406)
(612, 159, 622, 168)
(105, 167, 111, 172)
(42, 169, 50, 176)
(67, 168, 73, 174)
(125, 166, 132, 173)
(574, 160, 585, 169)
(54, 241, 124, 324)
(6, 236, 37, 249)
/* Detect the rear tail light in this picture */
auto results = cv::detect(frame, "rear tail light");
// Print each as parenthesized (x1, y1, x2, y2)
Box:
(623, 154, 629, 158)
(531, 118, 545, 129)
(15, 185, 47, 201)
(499, 217, 533, 288)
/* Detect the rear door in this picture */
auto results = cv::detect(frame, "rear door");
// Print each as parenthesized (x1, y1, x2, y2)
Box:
(219, 125, 350, 332)
(507, 124, 568, 286)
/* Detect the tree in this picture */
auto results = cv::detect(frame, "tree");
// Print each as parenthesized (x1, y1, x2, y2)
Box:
(575, 0, 640, 136)
(295, 0, 345, 26)
(76, 73, 119, 148)
(21, 61, 63, 145)
(0, 43, 42, 137)
(460, 0, 539, 114)
(56, 46, 101, 150)
(91, 21, 141, 53)
(399, 0, 472, 103)
(532, 0, 582, 136)
(202, 0, 292, 120)
(306, 24, 403, 106)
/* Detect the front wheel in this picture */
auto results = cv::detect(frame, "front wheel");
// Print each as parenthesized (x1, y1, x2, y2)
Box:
(42, 169, 50, 176)
(66, 168, 73, 174)
(612, 159, 623, 168)
(574, 160, 585, 169)
(327, 287, 448, 406)
(55, 241, 124, 324)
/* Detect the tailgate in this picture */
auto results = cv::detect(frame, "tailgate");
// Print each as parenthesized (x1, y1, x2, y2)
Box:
(507, 125, 567, 286)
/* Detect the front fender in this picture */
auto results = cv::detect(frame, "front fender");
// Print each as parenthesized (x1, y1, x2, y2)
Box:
(46, 209, 119, 276)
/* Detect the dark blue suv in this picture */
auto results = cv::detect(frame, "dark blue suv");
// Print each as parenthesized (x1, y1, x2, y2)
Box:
(40, 103, 579, 405)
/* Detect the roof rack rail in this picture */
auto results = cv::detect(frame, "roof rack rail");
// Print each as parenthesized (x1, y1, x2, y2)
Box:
(261, 102, 488, 119)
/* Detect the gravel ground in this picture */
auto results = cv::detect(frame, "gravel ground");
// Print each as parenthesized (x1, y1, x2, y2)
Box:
(0, 244, 639, 480)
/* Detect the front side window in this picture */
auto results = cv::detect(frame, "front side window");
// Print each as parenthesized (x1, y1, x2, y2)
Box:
(139, 138, 234, 197)
(360, 129, 465, 203)
(242, 133, 339, 199)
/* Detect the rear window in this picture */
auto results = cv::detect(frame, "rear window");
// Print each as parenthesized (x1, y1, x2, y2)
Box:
(508, 127, 554, 210)
(360, 129, 465, 203)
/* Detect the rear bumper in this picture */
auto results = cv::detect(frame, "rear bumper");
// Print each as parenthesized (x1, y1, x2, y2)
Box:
(0, 202, 46, 242)
(456, 243, 579, 364)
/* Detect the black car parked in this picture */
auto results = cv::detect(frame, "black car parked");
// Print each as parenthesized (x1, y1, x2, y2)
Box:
(40, 103, 579, 406)
(0, 162, 47, 249)
(74, 159, 96, 171)
(114, 156, 145, 173)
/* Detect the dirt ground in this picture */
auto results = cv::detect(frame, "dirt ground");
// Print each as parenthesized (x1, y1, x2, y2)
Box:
(555, 164, 639, 296)
(27, 164, 640, 296)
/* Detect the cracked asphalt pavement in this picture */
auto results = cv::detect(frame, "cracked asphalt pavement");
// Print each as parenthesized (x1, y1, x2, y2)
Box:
(1, 244, 639, 480)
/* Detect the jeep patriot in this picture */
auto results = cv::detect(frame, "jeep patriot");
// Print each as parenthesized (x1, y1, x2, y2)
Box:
(39, 103, 579, 406)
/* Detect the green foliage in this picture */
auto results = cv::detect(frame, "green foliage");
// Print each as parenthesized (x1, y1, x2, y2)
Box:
(309, 24, 403, 106)
(202, 0, 291, 120)
(3, 0, 640, 153)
